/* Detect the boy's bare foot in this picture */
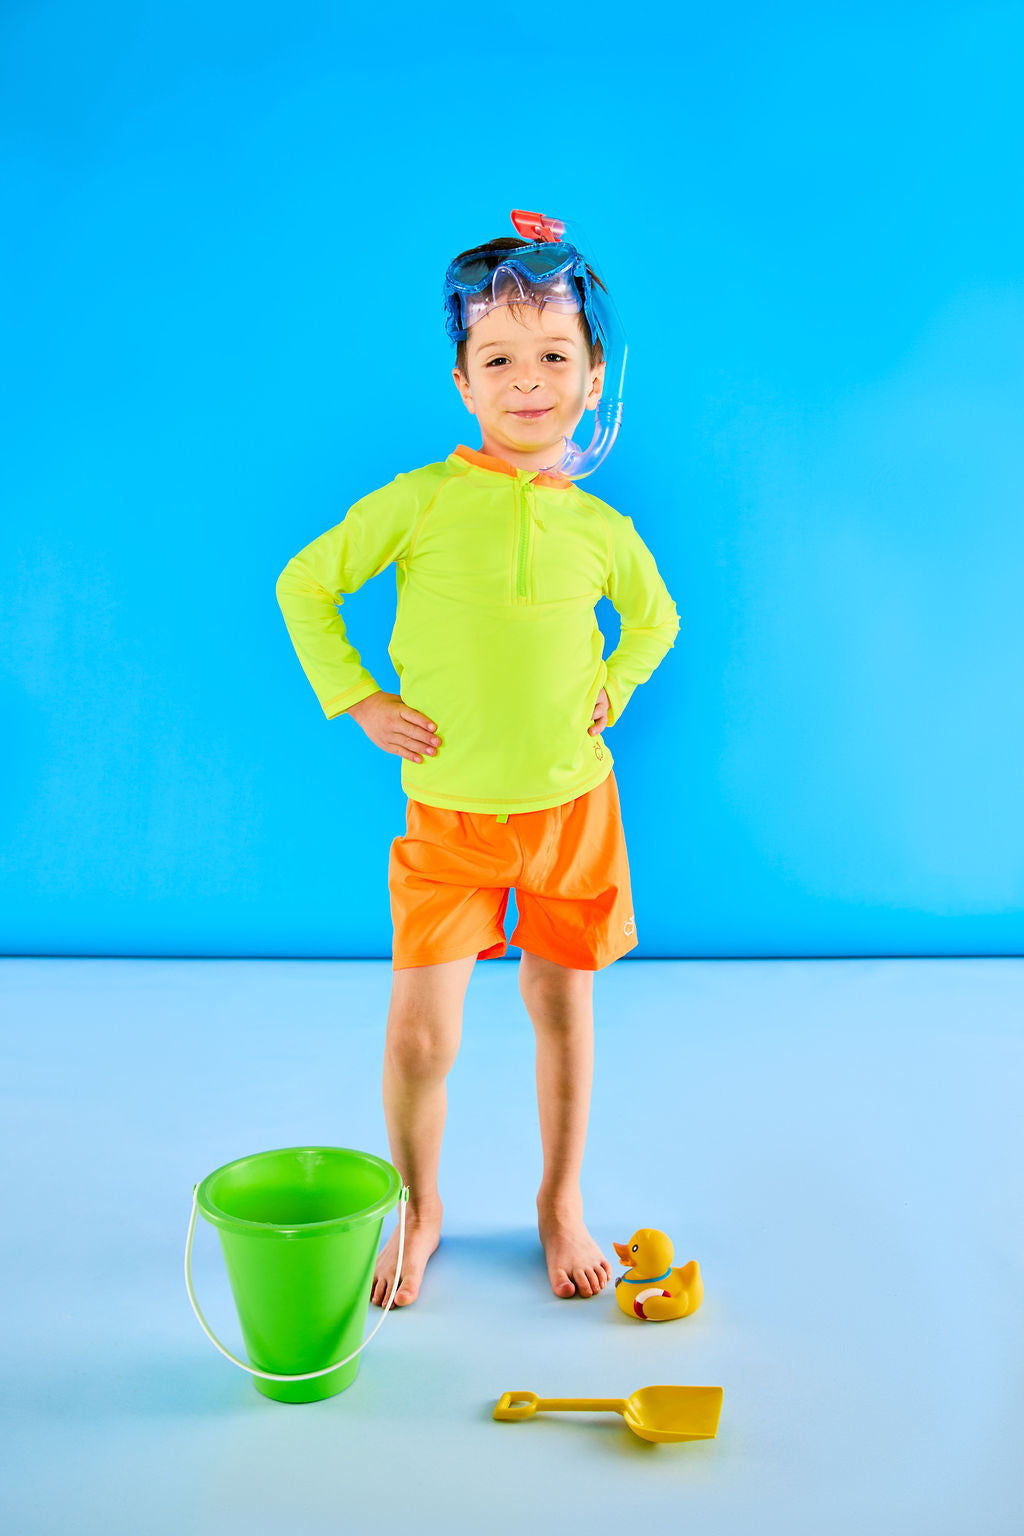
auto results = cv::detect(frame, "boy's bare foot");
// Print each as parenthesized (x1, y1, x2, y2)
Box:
(537, 1194, 613, 1299)
(369, 1203, 442, 1308)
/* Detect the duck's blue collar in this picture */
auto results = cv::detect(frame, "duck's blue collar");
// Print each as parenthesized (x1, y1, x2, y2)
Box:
(620, 1267, 671, 1284)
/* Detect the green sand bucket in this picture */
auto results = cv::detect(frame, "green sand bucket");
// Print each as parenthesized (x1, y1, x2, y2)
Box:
(185, 1146, 408, 1403)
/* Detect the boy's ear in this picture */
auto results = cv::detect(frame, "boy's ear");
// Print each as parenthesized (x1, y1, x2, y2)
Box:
(585, 357, 606, 410)
(452, 367, 477, 415)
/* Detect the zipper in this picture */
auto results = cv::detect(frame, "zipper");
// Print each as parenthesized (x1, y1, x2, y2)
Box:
(514, 478, 530, 601)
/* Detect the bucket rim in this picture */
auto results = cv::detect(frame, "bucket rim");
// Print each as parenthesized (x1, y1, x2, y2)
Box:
(197, 1145, 401, 1237)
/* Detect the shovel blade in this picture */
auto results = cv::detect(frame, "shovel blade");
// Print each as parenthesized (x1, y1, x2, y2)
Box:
(624, 1384, 724, 1442)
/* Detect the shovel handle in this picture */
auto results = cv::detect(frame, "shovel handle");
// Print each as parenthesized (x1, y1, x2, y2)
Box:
(495, 1390, 627, 1421)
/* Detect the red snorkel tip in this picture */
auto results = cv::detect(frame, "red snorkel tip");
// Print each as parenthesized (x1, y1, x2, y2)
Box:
(511, 208, 565, 243)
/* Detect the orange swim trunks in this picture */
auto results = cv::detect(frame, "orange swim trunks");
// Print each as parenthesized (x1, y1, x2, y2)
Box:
(388, 770, 638, 971)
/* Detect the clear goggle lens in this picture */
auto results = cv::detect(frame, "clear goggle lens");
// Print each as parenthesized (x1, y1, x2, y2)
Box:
(460, 269, 585, 335)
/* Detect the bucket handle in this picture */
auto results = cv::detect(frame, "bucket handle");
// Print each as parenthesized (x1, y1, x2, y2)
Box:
(184, 1182, 409, 1382)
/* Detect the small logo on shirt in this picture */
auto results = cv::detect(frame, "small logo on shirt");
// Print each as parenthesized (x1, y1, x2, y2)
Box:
(593, 739, 605, 761)
(624, 915, 636, 937)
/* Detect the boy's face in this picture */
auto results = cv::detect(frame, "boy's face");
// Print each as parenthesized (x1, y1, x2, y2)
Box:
(452, 302, 605, 470)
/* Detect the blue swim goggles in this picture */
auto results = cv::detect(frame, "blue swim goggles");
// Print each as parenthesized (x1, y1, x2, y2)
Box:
(443, 208, 628, 480)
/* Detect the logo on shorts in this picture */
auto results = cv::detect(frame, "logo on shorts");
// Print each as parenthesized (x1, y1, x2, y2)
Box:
(624, 915, 635, 937)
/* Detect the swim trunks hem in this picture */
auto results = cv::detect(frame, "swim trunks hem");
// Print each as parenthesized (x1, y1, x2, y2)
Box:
(392, 931, 639, 971)
(392, 935, 508, 970)
(511, 924, 640, 972)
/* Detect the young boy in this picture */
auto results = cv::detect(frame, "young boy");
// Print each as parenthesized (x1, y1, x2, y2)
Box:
(275, 231, 679, 1307)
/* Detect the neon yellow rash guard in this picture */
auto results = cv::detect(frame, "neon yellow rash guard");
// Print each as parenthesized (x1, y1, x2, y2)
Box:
(275, 443, 680, 817)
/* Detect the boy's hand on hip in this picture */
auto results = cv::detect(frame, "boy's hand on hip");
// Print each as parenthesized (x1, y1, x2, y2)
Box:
(589, 688, 609, 735)
(345, 691, 440, 763)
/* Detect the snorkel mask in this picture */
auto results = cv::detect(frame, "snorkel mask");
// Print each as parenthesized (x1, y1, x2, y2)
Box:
(443, 208, 627, 479)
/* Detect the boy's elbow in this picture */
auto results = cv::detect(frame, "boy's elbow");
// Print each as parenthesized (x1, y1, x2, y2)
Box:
(275, 564, 296, 604)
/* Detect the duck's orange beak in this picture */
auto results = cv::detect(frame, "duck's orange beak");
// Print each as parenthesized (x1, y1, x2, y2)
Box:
(612, 1241, 630, 1265)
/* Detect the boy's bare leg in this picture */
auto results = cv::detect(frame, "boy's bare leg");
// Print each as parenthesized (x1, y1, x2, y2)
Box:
(519, 949, 613, 1299)
(370, 953, 477, 1307)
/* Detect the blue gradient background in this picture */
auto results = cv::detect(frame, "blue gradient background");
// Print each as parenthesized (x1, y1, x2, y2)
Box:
(2, 1, 1022, 957)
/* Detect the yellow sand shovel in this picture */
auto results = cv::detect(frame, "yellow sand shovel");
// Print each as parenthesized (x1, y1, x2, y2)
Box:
(493, 1384, 724, 1443)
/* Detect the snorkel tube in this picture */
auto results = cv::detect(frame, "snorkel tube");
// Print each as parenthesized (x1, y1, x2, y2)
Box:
(510, 208, 627, 480)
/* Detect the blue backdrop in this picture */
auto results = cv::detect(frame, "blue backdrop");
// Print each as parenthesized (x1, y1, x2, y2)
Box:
(2, 0, 1022, 957)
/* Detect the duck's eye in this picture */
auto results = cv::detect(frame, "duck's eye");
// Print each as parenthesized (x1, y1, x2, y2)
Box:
(631, 1244, 638, 1253)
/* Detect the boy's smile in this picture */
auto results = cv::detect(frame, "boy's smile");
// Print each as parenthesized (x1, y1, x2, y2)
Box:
(452, 302, 605, 472)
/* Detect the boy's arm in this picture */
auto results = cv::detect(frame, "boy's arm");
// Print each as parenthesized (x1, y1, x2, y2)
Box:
(275, 473, 419, 720)
(602, 512, 680, 727)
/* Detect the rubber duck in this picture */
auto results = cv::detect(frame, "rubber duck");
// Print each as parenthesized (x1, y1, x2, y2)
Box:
(612, 1228, 703, 1321)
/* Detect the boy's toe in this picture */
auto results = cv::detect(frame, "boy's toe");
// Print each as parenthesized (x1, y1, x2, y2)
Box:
(393, 1274, 420, 1305)
(550, 1267, 575, 1298)
(573, 1269, 594, 1297)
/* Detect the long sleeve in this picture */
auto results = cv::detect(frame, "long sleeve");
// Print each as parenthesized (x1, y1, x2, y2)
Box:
(602, 512, 680, 727)
(275, 472, 420, 719)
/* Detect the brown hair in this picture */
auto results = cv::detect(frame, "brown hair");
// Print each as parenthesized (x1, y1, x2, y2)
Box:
(449, 237, 607, 377)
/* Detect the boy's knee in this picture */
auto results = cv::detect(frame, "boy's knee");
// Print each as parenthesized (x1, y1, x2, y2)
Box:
(385, 1011, 459, 1079)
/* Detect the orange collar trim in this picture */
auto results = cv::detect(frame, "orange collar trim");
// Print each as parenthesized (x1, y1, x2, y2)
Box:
(453, 443, 573, 490)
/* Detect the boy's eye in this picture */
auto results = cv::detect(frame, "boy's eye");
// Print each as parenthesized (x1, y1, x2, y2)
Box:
(485, 353, 566, 367)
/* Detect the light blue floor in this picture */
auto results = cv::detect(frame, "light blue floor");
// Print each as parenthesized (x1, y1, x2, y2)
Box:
(1, 957, 1021, 1535)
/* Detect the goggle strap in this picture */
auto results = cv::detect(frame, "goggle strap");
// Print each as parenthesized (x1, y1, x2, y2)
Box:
(445, 241, 581, 294)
